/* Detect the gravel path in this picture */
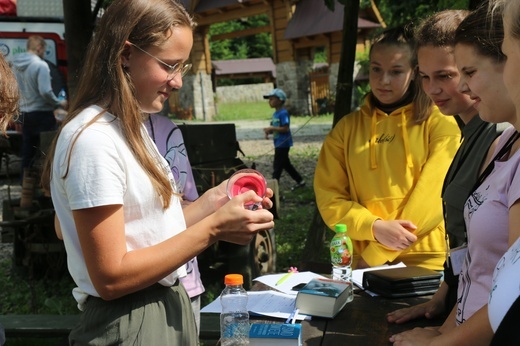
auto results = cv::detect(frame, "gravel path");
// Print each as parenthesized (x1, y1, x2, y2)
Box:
(233, 118, 329, 192)
(238, 135, 324, 192)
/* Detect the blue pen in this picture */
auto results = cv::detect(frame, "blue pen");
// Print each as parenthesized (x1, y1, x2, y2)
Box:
(286, 308, 299, 324)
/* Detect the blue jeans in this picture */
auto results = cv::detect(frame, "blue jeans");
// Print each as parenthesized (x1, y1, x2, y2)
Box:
(20, 110, 56, 171)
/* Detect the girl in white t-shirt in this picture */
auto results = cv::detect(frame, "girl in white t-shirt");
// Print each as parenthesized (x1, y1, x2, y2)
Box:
(40, 1, 274, 344)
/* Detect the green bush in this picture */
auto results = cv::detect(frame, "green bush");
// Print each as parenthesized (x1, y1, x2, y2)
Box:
(0, 259, 77, 315)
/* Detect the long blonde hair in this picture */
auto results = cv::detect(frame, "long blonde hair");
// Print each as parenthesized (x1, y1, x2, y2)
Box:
(41, 0, 195, 209)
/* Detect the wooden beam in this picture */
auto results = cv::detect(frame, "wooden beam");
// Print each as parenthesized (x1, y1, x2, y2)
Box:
(293, 35, 330, 49)
(210, 25, 270, 41)
(215, 72, 272, 80)
(203, 26, 212, 73)
(194, 4, 269, 26)
(369, 0, 386, 28)
(267, 3, 277, 64)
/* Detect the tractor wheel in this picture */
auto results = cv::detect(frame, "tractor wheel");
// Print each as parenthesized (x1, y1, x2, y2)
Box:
(229, 228, 276, 290)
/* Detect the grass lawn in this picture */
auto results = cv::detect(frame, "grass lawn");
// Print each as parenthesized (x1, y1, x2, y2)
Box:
(214, 101, 272, 121)
(200, 100, 334, 125)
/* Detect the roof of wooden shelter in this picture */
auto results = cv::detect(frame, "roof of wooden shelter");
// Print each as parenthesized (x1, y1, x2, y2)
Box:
(212, 57, 276, 78)
(284, 1, 380, 40)
(180, 0, 384, 31)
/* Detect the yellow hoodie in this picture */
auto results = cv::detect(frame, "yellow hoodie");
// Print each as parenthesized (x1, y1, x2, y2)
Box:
(314, 99, 460, 270)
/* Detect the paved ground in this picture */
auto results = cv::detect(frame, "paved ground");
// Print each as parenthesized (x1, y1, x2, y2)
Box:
(232, 119, 331, 140)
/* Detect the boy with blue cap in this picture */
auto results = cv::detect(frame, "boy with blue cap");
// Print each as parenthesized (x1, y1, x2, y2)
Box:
(263, 88, 305, 190)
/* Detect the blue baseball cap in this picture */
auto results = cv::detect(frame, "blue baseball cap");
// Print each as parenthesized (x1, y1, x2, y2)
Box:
(263, 88, 287, 101)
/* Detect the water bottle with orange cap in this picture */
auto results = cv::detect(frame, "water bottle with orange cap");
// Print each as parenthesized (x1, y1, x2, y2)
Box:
(220, 273, 250, 345)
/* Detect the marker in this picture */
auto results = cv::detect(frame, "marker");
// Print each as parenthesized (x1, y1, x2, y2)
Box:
(275, 271, 294, 286)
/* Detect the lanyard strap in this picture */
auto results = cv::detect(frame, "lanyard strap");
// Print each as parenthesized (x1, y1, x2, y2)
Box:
(470, 130, 520, 195)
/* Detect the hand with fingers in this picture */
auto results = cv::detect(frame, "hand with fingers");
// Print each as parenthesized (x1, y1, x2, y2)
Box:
(373, 219, 418, 251)
(210, 189, 275, 245)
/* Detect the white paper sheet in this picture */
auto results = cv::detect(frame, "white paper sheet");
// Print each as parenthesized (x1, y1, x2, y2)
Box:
(253, 271, 327, 295)
(201, 290, 311, 320)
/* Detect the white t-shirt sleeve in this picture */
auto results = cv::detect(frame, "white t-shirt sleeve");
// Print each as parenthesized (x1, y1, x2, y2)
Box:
(62, 127, 126, 210)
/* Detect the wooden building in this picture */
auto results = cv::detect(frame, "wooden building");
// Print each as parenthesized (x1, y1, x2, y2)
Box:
(177, 0, 384, 119)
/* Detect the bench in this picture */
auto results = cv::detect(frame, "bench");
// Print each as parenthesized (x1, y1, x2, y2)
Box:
(200, 314, 220, 345)
(0, 314, 79, 339)
(1, 314, 221, 345)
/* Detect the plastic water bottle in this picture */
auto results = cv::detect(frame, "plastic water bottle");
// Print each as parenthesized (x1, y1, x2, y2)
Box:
(220, 274, 250, 346)
(330, 224, 354, 302)
(55, 88, 67, 121)
(58, 88, 67, 102)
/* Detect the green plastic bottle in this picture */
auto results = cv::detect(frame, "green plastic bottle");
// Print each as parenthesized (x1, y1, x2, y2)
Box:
(330, 224, 354, 302)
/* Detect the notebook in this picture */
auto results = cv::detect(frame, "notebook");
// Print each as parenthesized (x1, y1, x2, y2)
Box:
(362, 266, 442, 298)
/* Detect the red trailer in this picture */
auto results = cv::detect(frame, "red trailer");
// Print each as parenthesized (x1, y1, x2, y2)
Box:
(0, 19, 67, 79)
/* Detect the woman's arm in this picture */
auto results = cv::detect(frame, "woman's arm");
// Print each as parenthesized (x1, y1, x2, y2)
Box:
(387, 281, 449, 324)
(390, 305, 493, 346)
(508, 201, 520, 246)
(54, 214, 63, 240)
(73, 189, 274, 300)
(182, 180, 273, 227)
(392, 113, 460, 234)
(314, 116, 380, 240)
(364, 112, 460, 265)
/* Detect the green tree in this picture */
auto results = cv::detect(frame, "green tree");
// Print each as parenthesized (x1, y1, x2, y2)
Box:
(371, 0, 486, 28)
(209, 15, 272, 60)
(374, 0, 469, 28)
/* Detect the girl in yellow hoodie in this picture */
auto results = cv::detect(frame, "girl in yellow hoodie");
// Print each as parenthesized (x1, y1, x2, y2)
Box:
(314, 26, 461, 271)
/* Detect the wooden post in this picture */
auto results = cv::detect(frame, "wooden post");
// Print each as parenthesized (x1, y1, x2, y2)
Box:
(20, 169, 35, 209)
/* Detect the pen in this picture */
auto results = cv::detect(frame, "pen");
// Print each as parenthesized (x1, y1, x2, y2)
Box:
(291, 308, 299, 324)
(286, 308, 299, 324)
(275, 271, 294, 286)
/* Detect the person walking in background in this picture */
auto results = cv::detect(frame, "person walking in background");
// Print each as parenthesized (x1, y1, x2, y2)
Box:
(11, 35, 67, 177)
(145, 113, 205, 333)
(314, 26, 461, 271)
(263, 88, 305, 191)
(40, 0, 274, 344)
(387, 9, 504, 325)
